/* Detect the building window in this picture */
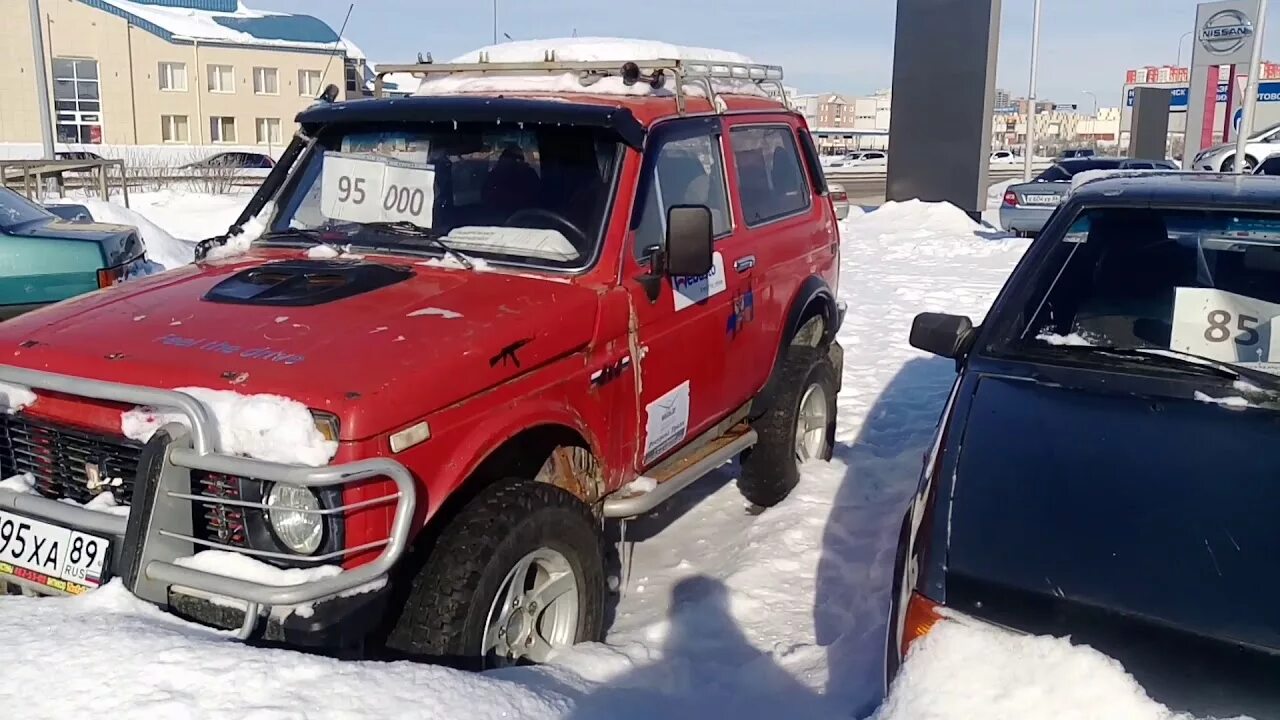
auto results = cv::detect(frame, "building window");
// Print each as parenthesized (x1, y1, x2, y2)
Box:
(52, 57, 102, 144)
(298, 69, 322, 97)
(208, 64, 235, 93)
(255, 117, 282, 145)
(253, 67, 278, 95)
(209, 116, 236, 143)
(158, 61, 187, 92)
(161, 114, 189, 143)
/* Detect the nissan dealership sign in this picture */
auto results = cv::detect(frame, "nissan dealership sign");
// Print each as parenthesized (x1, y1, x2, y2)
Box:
(1200, 8, 1255, 55)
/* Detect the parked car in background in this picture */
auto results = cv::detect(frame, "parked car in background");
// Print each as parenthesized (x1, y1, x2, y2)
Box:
(1000, 156, 1179, 236)
(1191, 121, 1280, 172)
(823, 151, 886, 169)
(889, 172, 1280, 720)
(0, 187, 147, 319)
(180, 152, 276, 179)
(828, 182, 850, 219)
(1056, 148, 1097, 160)
(1253, 154, 1280, 176)
(990, 150, 1018, 164)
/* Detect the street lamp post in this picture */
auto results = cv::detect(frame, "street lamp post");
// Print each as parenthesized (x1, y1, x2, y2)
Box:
(1023, 0, 1042, 182)
(492, 0, 498, 44)
(27, 0, 54, 160)
(1082, 90, 1098, 116)
(1234, 0, 1269, 172)
(1176, 30, 1193, 68)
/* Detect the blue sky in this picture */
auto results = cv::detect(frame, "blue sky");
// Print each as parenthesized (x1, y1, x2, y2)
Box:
(257, 0, 1280, 111)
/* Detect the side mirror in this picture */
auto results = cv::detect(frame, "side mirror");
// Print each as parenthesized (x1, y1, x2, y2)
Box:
(910, 313, 976, 360)
(665, 205, 714, 277)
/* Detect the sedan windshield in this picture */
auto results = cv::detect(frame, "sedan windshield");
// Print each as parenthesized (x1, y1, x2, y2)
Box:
(1020, 207, 1280, 379)
(270, 123, 621, 269)
(0, 188, 53, 231)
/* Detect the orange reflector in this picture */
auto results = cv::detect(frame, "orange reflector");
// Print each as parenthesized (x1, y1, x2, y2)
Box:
(901, 591, 944, 658)
(97, 265, 125, 288)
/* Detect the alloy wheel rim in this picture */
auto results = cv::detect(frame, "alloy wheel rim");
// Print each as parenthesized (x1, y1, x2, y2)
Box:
(481, 547, 579, 667)
(795, 383, 830, 465)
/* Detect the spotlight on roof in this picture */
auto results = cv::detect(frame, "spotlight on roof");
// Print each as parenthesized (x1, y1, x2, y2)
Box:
(620, 62, 666, 89)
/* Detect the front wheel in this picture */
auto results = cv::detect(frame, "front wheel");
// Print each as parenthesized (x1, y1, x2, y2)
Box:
(739, 346, 839, 507)
(384, 478, 605, 668)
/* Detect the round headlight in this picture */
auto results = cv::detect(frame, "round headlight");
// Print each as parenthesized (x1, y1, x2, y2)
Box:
(266, 483, 322, 555)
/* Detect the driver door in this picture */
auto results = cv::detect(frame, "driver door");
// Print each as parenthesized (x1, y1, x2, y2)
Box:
(621, 117, 735, 469)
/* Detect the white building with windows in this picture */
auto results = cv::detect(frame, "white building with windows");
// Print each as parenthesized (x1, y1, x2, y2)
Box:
(0, 0, 370, 151)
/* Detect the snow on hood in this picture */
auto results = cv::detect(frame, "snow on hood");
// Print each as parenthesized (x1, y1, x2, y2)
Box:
(121, 387, 337, 466)
(416, 37, 767, 98)
(877, 618, 1188, 720)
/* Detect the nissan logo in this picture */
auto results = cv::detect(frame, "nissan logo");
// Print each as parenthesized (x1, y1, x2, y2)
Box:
(1200, 9, 1254, 56)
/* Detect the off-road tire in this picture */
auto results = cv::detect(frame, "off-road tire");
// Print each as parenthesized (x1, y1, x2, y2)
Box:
(739, 346, 838, 507)
(384, 478, 605, 668)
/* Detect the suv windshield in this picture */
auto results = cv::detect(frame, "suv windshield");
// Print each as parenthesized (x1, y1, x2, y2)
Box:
(1017, 207, 1280, 378)
(271, 123, 621, 269)
(0, 187, 53, 231)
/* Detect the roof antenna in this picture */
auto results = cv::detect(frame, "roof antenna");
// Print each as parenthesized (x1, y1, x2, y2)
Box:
(319, 2, 356, 99)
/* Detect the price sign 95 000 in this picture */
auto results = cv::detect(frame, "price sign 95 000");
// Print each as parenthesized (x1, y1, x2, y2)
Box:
(1170, 287, 1280, 363)
(319, 153, 436, 227)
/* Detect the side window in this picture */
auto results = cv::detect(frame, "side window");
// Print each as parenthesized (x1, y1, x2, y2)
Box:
(1126, 161, 1154, 170)
(632, 127, 731, 259)
(1258, 157, 1280, 176)
(730, 125, 812, 226)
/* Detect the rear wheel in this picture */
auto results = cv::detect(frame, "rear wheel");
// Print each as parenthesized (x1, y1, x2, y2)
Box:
(739, 346, 838, 507)
(384, 478, 604, 668)
(1222, 154, 1257, 173)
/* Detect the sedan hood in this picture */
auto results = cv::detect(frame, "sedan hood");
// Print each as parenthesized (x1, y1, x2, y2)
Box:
(0, 249, 600, 440)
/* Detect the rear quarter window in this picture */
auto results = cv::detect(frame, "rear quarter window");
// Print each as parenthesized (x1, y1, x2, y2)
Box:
(730, 125, 811, 226)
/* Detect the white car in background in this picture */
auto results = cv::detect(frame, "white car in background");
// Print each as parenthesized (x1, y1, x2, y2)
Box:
(1191, 121, 1280, 172)
(990, 150, 1019, 164)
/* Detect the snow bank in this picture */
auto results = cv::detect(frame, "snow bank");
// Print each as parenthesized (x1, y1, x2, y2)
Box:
(417, 37, 767, 98)
(877, 619, 1187, 720)
(121, 387, 337, 466)
(0, 381, 36, 414)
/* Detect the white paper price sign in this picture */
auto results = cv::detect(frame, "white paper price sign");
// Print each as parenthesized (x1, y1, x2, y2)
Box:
(319, 152, 436, 227)
(1170, 287, 1280, 367)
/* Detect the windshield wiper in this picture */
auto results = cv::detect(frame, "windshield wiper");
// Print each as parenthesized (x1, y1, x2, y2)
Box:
(258, 227, 346, 258)
(1033, 343, 1280, 388)
(362, 221, 474, 270)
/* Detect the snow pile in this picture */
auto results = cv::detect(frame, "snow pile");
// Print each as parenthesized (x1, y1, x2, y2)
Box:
(877, 619, 1188, 720)
(417, 37, 768, 98)
(203, 213, 267, 262)
(0, 472, 35, 493)
(174, 551, 342, 586)
(0, 381, 36, 414)
(78, 491, 130, 517)
(1036, 332, 1095, 346)
(121, 387, 337, 466)
(1193, 391, 1250, 409)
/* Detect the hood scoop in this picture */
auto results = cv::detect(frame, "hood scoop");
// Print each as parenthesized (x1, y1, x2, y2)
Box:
(203, 259, 413, 307)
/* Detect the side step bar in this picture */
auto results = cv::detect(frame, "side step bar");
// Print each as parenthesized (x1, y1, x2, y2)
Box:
(602, 426, 757, 519)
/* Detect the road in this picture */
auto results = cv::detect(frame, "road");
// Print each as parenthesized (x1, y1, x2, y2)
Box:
(826, 165, 1045, 206)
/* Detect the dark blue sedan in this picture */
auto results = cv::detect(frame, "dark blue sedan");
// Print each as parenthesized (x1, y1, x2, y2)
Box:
(0, 187, 148, 319)
(888, 172, 1280, 719)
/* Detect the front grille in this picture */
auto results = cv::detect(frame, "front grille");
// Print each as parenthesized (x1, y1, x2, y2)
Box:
(194, 472, 248, 548)
(0, 416, 143, 505)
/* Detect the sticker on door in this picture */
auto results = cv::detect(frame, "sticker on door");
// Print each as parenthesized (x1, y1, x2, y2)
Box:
(644, 380, 690, 464)
(672, 253, 727, 311)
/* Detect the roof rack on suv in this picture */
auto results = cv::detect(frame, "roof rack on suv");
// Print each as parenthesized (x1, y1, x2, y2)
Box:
(373, 52, 788, 115)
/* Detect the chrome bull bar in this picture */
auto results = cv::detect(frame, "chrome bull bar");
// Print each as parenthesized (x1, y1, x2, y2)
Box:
(0, 365, 418, 638)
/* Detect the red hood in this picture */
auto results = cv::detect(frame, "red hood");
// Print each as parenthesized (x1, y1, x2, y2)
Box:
(0, 249, 600, 440)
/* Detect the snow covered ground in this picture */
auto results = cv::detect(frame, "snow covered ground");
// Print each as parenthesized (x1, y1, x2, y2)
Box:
(0, 195, 1207, 718)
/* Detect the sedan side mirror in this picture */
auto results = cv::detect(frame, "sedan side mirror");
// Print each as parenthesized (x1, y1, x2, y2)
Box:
(910, 313, 976, 360)
(665, 205, 714, 277)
